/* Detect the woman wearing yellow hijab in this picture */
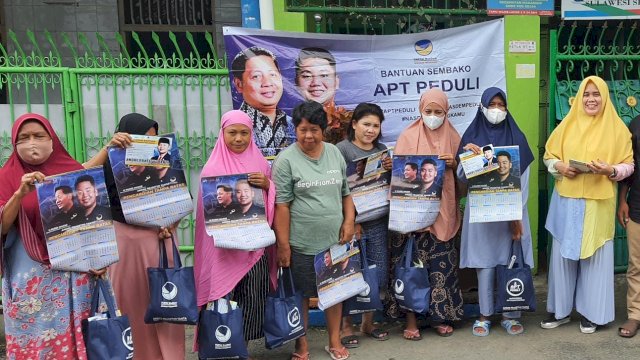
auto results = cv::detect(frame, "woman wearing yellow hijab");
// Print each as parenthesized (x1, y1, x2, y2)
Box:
(542, 76, 633, 334)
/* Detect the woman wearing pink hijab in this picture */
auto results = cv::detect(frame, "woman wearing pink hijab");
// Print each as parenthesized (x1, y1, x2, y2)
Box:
(194, 110, 278, 353)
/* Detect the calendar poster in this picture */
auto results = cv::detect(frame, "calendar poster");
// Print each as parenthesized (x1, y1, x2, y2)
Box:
(201, 174, 275, 250)
(346, 149, 391, 223)
(468, 145, 522, 223)
(108, 133, 193, 228)
(388, 155, 445, 234)
(36, 167, 119, 272)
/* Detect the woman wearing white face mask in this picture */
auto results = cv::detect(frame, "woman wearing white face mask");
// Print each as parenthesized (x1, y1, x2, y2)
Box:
(386, 89, 464, 340)
(457, 87, 535, 337)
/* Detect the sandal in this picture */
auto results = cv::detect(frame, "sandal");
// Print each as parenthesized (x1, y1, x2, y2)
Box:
(339, 334, 359, 349)
(501, 319, 524, 335)
(364, 328, 389, 341)
(435, 324, 454, 337)
(291, 352, 310, 360)
(324, 346, 349, 360)
(618, 319, 640, 338)
(472, 319, 491, 337)
(403, 328, 422, 341)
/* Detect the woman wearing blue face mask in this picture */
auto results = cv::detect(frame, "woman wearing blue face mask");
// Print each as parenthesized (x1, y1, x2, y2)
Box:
(456, 87, 535, 337)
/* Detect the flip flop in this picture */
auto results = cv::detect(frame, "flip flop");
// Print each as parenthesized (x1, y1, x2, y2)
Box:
(403, 328, 422, 341)
(435, 324, 454, 337)
(618, 319, 640, 338)
(472, 319, 491, 337)
(291, 351, 310, 360)
(364, 328, 389, 341)
(325, 346, 349, 360)
(339, 334, 359, 349)
(501, 319, 524, 335)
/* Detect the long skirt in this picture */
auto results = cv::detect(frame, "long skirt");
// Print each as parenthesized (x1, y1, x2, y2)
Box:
(109, 221, 185, 360)
(2, 227, 93, 360)
(229, 254, 270, 341)
(385, 231, 464, 323)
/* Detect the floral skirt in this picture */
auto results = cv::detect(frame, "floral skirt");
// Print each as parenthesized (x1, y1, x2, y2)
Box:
(2, 229, 93, 360)
(385, 231, 464, 323)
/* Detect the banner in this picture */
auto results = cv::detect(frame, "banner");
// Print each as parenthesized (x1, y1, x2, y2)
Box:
(201, 173, 276, 250)
(346, 149, 391, 223)
(468, 146, 523, 223)
(562, 0, 640, 19)
(223, 19, 506, 153)
(108, 133, 193, 228)
(388, 155, 444, 233)
(488, 0, 554, 16)
(36, 167, 119, 272)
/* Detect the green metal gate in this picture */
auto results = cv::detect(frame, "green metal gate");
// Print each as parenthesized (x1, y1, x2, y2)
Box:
(549, 20, 640, 272)
(0, 29, 231, 263)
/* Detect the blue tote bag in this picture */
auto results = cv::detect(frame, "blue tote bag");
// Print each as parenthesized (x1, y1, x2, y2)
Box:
(392, 235, 431, 314)
(495, 240, 536, 313)
(82, 278, 134, 360)
(144, 235, 198, 324)
(263, 267, 306, 350)
(342, 239, 383, 315)
(198, 297, 249, 360)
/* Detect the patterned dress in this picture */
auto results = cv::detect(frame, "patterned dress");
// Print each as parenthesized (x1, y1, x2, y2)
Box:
(2, 227, 93, 360)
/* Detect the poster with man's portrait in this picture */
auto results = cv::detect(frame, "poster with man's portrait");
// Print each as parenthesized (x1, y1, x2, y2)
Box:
(108, 133, 193, 228)
(36, 166, 118, 272)
(201, 173, 274, 250)
(389, 155, 445, 200)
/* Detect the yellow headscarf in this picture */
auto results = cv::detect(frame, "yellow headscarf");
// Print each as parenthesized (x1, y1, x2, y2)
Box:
(544, 76, 632, 199)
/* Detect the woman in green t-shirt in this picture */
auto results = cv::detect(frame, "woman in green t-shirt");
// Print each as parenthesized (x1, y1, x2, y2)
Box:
(273, 101, 356, 360)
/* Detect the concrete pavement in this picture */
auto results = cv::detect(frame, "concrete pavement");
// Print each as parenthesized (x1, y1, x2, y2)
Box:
(185, 273, 640, 360)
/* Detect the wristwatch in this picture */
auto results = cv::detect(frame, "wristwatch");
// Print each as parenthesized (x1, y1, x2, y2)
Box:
(609, 167, 617, 178)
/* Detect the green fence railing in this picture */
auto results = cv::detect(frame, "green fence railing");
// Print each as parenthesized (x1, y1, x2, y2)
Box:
(0, 29, 233, 264)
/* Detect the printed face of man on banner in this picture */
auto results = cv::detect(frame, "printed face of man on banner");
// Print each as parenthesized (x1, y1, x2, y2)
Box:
(295, 47, 340, 106)
(55, 186, 74, 213)
(231, 46, 284, 118)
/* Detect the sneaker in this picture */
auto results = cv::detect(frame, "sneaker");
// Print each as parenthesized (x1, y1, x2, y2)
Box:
(540, 314, 571, 329)
(580, 316, 597, 334)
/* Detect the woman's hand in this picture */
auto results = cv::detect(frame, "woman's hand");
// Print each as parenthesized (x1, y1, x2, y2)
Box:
(339, 221, 355, 245)
(248, 172, 270, 191)
(438, 153, 457, 169)
(587, 159, 614, 177)
(277, 244, 291, 267)
(15, 171, 46, 198)
(382, 155, 392, 171)
(510, 220, 523, 240)
(463, 143, 481, 154)
(89, 268, 107, 277)
(354, 223, 363, 240)
(107, 132, 133, 148)
(158, 222, 179, 240)
(554, 161, 579, 179)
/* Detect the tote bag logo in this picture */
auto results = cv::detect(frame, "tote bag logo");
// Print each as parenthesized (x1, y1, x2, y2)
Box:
(215, 325, 232, 343)
(162, 282, 178, 300)
(359, 283, 371, 297)
(122, 327, 134, 351)
(394, 279, 405, 294)
(287, 307, 301, 328)
(506, 278, 524, 297)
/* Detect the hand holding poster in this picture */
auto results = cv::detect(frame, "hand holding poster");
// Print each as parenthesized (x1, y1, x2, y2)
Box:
(314, 246, 367, 311)
(468, 146, 522, 223)
(388, 155, 445, 233)
(202, 173, 275, 250)
(108, 133, 193, 228)
(347, 149, 391, 223)
(36, 167, 118, 272)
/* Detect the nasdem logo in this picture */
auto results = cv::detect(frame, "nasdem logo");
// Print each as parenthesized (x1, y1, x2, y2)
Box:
(414, 40, 434, 56)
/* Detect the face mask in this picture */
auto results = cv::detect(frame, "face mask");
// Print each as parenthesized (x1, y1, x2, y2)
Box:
(482, 107, 507, 125)
(422, 114, 445, 130)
